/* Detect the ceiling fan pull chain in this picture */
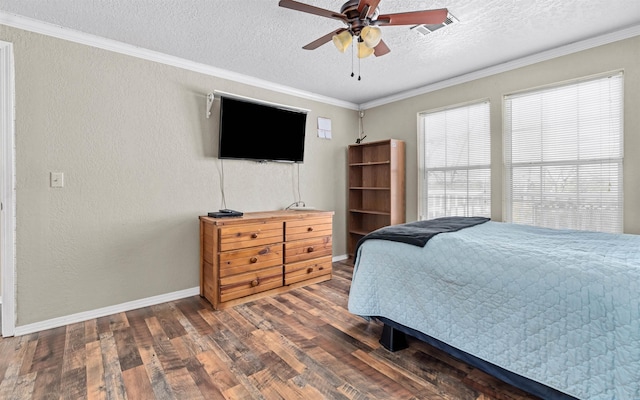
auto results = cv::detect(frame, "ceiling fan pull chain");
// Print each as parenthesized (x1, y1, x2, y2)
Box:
(358, 56, 362, 81)
(351, 38, 355, 78)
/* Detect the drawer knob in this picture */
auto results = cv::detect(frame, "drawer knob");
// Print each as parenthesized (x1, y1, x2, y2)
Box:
(307, 246, 314, 253)
(319, 266, 324, 270)
(307, 267, 314, 273)
(250, 279, 259, 287)
(250, 257, 258, 263)
(251, 233, 258, 239)
(307, 227, 313, 232)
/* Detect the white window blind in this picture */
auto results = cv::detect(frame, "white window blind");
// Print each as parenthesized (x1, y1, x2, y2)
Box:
(419, 101, 491, 220)
(504, 72, 623, 233)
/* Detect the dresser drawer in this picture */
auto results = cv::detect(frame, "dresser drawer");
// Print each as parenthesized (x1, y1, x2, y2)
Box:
(284, 235, 332, 264)
(219, 221, 283, 251)
(285, 216, 333, 242)
(219, 244, 283, 278)
(284, 256, 332, 285)
(219, 265, 283, 303)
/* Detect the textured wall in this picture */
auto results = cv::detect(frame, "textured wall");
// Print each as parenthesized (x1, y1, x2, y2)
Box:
(0, 25, 356, 326)
(362, 36, 640, 233)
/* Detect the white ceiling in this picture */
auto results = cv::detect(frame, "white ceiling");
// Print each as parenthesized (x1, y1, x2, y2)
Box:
(2, 1, 640, 106)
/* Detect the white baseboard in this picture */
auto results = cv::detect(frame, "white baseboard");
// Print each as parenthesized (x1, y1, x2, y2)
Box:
(13, 286, 200, 336)
(12, 257, 349, 336)
(332, 254, 349, 262)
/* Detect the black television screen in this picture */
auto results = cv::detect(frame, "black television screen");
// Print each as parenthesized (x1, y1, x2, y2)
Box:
(218, 96, 308, 163)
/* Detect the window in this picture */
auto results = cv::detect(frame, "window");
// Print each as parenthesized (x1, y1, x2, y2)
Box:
(418, 101, 491, 220)
(504, 72, 623, 233)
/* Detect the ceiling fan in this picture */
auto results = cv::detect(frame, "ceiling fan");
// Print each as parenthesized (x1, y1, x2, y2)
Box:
(278, 0, 449, 58)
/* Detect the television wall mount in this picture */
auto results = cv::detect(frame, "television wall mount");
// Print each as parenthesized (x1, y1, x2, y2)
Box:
(206, 92, 215, 119)
(206, 90, 309, 119)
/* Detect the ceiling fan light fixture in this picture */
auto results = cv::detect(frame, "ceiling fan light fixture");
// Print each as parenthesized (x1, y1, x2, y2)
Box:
(332, 30, 352, 53)
(279, 0, 450, 60)
(360, 26, 382, 48)
(357, 41, 375, 58)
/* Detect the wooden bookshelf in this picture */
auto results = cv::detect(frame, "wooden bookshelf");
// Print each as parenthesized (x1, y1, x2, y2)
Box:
(347, 139, 405, 256)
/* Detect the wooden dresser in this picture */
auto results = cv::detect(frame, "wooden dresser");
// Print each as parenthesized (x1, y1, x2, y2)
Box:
(199, 210, 333, 310)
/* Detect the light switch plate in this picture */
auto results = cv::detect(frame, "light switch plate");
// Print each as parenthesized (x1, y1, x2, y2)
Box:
(50, 172, 64, 188)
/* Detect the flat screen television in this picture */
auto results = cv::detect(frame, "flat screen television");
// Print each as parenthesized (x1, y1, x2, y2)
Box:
(218, 95, 308, 163)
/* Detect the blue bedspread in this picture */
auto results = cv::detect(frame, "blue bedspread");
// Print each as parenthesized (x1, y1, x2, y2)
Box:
(348, 221, 640, 399)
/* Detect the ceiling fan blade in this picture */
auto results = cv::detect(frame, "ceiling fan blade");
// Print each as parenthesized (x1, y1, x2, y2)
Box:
(279, 0, 347, 22)
(376, 8, 448, 26)
(373, 39, 390, 57)
(357, 0, 380, 19)
(302, 28, 348, 50)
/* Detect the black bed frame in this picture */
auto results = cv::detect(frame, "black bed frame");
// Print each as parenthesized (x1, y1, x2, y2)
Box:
(377, 317, 578, 400)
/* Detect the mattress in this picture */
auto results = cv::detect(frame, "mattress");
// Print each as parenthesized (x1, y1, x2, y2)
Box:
(348, 221, 640, 399)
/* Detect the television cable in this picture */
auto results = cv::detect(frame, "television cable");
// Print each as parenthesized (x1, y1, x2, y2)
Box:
(219, 159, 227, 209)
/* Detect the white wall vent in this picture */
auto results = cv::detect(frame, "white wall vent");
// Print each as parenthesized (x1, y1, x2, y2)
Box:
(411, 12, 458, 35)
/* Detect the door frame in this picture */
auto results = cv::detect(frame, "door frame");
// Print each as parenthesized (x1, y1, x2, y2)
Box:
(1, 41, 16, 337)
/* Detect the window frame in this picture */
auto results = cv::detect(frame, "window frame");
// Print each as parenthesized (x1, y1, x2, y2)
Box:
(502, 70, 624, 232)
(417, 99, 491, 220)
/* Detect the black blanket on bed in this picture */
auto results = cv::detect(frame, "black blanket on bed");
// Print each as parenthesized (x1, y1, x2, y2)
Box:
(353, 216, 490, 262)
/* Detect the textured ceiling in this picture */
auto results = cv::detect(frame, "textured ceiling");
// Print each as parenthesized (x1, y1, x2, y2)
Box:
(2, 0, 640, 105)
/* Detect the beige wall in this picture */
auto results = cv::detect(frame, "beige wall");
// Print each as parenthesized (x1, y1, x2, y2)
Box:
(2, 22, 638, 328)
(0, 25, 357, 326)
(362, 36, 640, 233)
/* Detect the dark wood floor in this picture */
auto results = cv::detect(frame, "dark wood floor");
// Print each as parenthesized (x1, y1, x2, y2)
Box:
(0, 260, 539, 399)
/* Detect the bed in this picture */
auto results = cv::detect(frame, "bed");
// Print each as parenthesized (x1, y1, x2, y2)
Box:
(347, 217, 640, 399)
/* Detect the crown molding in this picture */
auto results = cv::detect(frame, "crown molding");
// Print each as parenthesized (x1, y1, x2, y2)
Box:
(0, 12, 360, 110)
(359, 24, 640, 110)
(2, 12, 638, 113)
